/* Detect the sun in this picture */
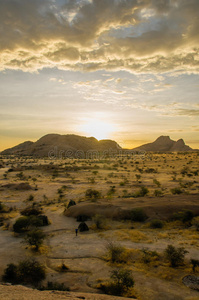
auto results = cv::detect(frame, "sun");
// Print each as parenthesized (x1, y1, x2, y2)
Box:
(80, 119, 115, 140)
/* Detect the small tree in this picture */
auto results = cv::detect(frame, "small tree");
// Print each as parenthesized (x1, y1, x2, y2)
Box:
(2, 259, 46, 287)
(85, 189, 101, 201)
(25, 229, 46, 251)
(18, 259, 46, 286)
(109, 268, 134, 296)
(164, 245, 188, 267)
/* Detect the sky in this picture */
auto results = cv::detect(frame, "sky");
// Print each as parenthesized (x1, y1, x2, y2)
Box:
(0, 0, 199, 151)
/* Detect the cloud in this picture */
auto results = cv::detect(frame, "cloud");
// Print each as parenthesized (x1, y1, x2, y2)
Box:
(175, 109, 199, 116)
(0, 0, 199, 73)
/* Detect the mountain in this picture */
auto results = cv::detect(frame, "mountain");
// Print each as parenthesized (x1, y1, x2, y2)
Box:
(132, 136, 193, 152)
(1, 134, 121, 158)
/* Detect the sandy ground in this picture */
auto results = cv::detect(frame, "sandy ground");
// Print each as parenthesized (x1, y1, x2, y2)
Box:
(0, 284, 135, 300)
(0, 153, 199, 300)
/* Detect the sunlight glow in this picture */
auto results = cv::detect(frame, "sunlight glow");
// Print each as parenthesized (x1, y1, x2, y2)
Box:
(80, 119, 115, 140)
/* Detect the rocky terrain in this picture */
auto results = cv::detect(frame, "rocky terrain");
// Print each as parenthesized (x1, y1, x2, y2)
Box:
(1, 134, 196, 157)
(132, 136, 193, 152)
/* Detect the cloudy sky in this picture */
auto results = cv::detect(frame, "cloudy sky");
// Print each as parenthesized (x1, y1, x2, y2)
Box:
(0, 0, 199, 150)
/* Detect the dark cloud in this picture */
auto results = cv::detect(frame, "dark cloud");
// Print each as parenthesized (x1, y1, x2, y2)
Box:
(0, 0, 199, 72)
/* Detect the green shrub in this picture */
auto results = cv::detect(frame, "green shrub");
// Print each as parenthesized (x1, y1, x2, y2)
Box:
(150, 219, 164, 229)
(170, 187, 183, 194)
(130, 208, 148, 222)
(141, 248, 159, 264)
(164, 245, 188, 267)
(13, 216, 30, 233)
(154, 189, 163, 197)
(2, 259, 46, 287)
(153, 179, 161, 187)
(25, 229, 46, 251)
(17, 259, 46, 286)
(172, 210, 194, 224)
(2, 263, 18, 283)
(105, 242, 126, 263)
(21, 205, 42, 216)
(85, 189, 101, 201)
(101, 268, 134, 296)
(133, 186, 149, 197)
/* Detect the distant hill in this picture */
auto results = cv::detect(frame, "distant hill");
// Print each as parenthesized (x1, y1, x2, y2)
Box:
(132, 136, 193, 152)
(1, 134, 121, 158)
(1, 134, 195, 157)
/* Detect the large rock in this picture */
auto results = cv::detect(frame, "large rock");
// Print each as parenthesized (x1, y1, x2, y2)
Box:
(1, 134, 121, 157)
(132, 136, 193, 152)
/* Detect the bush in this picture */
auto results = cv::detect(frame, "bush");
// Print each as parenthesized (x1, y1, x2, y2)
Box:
(150, 219, 164, 229)
(164, 245, 188, 267)
(154, 189, 163, 197)
(25, 229, 46, 251)
(13, 216, 30, 233)
(170, 187, 183, 195)
(153, 179, 161, 187)
(28, 215, 44, 227)
(2, 259, 46, 287)
(141, 248, 159, 264)
(2, 263, 18, 283)
(172, 210, 194, 224)
(133, 186, 149, 197)
(13, 214, 49, 233)
(101, 268, 134, 296)
(85, 189, 101, 201)
(130, 208, 148, 222)
(106, 242, 126, 263)
(21, 205, 42, 216)
(18, 259, 46, 286)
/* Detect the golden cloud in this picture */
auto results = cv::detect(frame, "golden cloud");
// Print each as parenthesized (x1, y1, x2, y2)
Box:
(0, 0, 199, 73)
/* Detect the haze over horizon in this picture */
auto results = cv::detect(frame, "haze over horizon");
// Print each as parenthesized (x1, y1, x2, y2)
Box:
(0, 0, 199, 151)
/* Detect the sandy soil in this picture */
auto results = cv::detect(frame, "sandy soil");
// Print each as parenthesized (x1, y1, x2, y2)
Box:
(0, 153, 199, 300)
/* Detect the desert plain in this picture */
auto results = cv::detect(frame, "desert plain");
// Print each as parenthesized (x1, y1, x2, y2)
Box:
(0, 152, 199, 300)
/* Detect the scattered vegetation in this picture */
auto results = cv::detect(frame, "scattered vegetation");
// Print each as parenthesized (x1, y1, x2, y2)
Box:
(100, 268, 134, 296)
(164, 245, 188, 267)
(85, 188, 101, 201)
(2, 259, 46, 287)
(25, 229, 46, 251)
